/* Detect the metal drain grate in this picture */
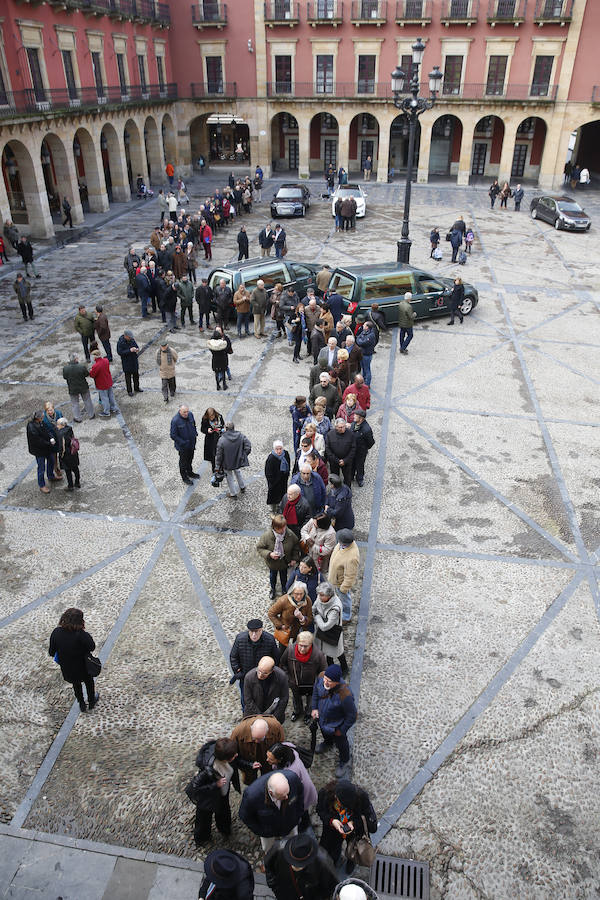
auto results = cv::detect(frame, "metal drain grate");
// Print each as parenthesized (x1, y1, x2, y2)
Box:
(370, 854, 430, 899)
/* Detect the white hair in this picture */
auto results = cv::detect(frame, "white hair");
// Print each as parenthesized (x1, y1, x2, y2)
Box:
(56, 417, 68, 427)
(273, 440, 284, 450)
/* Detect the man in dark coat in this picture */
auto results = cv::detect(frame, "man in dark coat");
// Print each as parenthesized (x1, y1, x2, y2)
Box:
(94, 304, 112, 361)
(326, 419, 356, 488)
(116, 330, 142, 396)
(352, 409, 375, 487)
(325, 474, 355, 529)
(258, 223, 275, 257)
(62, 196, 73, 228)
(449, 227, 462, 263)
(265, 833, 338, 900)
(290, 465, 326, 517)
(279, 485, 311, 538)
(326, 290, 344, 325)
(355, 321, 376, 386)
(17, 236, 40, 278)
(195, 277, 213, 332)
(243, 656, 289, 723)
(215, 421, 251, 497)
(214, 278, 233, 330)
(239, 769, 304, 853)
(237, 225, 249, 261)
(230, 619, 280, 708)
(198, 848, 254, 900)
(135, 265, 153, 318)
(13, 273, 33, 321)
(62, 352, 95, 422)
(188, 737, 240, 844)
(170, 405, 199, 485)
(27, 410, 56, 493)
(312, 663, 357, 778)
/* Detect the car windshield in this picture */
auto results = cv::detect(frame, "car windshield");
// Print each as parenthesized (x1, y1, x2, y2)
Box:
(557, 201, 583, 214)
(329, 273, 355, 300)
(336, 188, 361, 197)
(276, 189, 302, 199)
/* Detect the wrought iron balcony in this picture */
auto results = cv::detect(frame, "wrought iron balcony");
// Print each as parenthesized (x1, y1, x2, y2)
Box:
(45, 0, 170, 24)
(263, 80, 559, 101)
(307, 0, 343, 25)
(190, 81, 237, 98)
(395, 0, 432, 24)
(192, 1, 227, 26)
(0, 83, 177, 120)
(264, 1, 300, 24)
(350, 0, 387, 24)
(487, 0, 526, 24)
(440, 0, 479, 24)
(534, 0, 573, 24)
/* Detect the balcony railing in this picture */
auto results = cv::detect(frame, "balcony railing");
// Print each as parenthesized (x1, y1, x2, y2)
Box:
(307, 0, 343, 24)
(350, 0, 387, 23)
(264, 1, 300, 23)
(534, 0, 573, 23)
(487, 0, 527, 23)
(0, 83, 176, 119)
(46, 0, 170, 24)
(267, 81, 397, 98)
(190, 82, 237, 98)
(192, 1, 227, 26)
(395, 0, 432, 23)
(440, 0, 479, 23)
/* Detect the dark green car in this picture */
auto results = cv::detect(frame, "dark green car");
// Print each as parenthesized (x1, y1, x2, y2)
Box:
(326, 263, 479, 324)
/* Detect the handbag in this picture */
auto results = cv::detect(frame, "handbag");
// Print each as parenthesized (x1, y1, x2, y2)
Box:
(315, 622, 343, 644)
(282, 244, 288, 256)
(346, 815, 376, 868)
(445, 232, 452, 242)
(85, 653, 102, 677)
(69, 437, 80, 453)
(274, 625, 291, 646)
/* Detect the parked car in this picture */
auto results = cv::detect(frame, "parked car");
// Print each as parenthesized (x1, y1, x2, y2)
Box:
(325, 263, 479, 324)
(207, 258, 319, 317)
(330, 183, 367, 218)
(530, 195, 591, 231)
(270, 184, 311, 218)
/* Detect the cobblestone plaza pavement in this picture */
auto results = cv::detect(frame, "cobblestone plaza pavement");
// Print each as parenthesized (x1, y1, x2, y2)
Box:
(1, 176, 599, 899)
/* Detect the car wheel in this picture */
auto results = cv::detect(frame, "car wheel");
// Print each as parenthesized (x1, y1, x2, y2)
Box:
(586, 224, 591, 231)
(554, 218, 561, 230)
(531, 208, 538, 219)
(461, 296, 474, 316)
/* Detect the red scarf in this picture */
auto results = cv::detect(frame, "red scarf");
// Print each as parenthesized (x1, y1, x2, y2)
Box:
(294, 643, 312, 664)
(283, 496, 299, 525)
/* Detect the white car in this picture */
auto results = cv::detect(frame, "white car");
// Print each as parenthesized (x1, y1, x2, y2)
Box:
(331, 184, 367, 218)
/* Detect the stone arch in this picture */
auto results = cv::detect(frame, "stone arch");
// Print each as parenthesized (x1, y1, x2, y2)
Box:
(568, 117, 600, 181)
(389, 114, 421, 179)
(74, 126, 107, 213)
(144, 115, 162, 186)
(162, 112, 177, 168)
(124, 118, 146, 193)
(1, 138, 53, 236)
(41, 132, 83, 225)
(509, 116, 547, 183)
(470, 115, 505, 181)
(309, 112, 339, 175)
(428, 114, 463, 181)
(100, 122, 125, 203)
(349, 113, 379, 177)
(189, 113, 212, 171)
(270, 111, 299, 172)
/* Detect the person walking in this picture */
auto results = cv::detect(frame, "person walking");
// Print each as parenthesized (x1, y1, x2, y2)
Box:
(265, 440, 291, 513)
(17, 236, 40, 278)
(447, 276, 465, 326)
(188, 737, 240, 845)
(251, 279, 269, 338)
(62, 196, 73, 228)
(239, 770, 305, 855)
(398, 291, 417, 355)
(27, 410, 57, 493)
(170, 405, 199, 485)
(116, 331, 143, 397)
(13, 273, 34, 321)
(94, 304, 112, 361)
(157, 339, 178, 403)
(62, 352, 95, 422)
(89, 350, 118, 417)
(208, 326, 233, 391)
(48, 607, 98, 712)
(579, 166, 590, 189)
(488, 178, 500, 209)
(237, 224, 249, 261)
(74, 304, 95, 362)
(316, 779, 376, 869)
(464, 226, 474, 254)
(56, 416, 81, 491)
(198, 849, 254, 900)
(265, 833, 338, 900)
(215, 421, 251, 498)
(279, 630, 326, 724)
(312, 664, 357, 778)
(513, 184, 524, 211)
(257, 514, 301, 598)
(165, 162, 175, 188)
(200, 407, 225, 472)
(230, 619, 280, 709)
(449, 227, 461, 263)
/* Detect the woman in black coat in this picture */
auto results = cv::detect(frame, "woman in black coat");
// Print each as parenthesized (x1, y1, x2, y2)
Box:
(207, 327, 233, 391)
(48, 607, 98, 712)
(200, 407, 225, 471)
(56, 417, 80, 490)
(316, 779, 377, 867)
(265, 440, 291, 511)
(448, 276, 465, 325)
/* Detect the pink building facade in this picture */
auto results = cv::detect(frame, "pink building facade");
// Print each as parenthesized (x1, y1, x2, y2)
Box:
(2, 0, 599, 235)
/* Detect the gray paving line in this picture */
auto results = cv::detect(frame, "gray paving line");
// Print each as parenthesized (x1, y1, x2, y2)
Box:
(424, 322, 502, 339)
(348, 329, 397, 716)
(172, 529, 232, 662)
(0, 379, 65, 387)
(10, 530, 169, 830)
(0, 503, 160, 529)
(393, 336, 510, 404)
(390, 403, 579, 564)
(0, 414, 29, 430)
(530, 219, 577, 279)
(0, 461, 35, 501)
(520, 341, 600, 387)
(515, 296, 594, 339)
(178, 474, 263, 524)
(113, 410, 170, 522)
(399, 400, 600, 430)
(372, 568, 586, 845)
(519, 334, 600, 350)
(375, 541, 579, 570)
(177, 522, 263, 538)
(0, 529, 160, 631)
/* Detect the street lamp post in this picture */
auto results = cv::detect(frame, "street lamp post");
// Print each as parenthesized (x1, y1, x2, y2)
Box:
(391, 39, 442, 264)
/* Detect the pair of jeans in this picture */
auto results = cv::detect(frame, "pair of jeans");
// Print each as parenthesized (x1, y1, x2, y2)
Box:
(225, 468, 245, 495)
(275, 246, 283, 258)
(179, 447, 195, 480)
(181, 304, 194, 325)
(399, 327, 413, 351)
(161, 376, 176, 400)
(36, 455, 53, 487)
(141, 295, 151, 317)
(100, 339, 113, 362)
(98, 387, 117, 414)
(361, 353, 372, 386)
(70, 390, 95, 420)
(24, 261, 38, 277)
(168, 310, 177, 331)
(237, 311, 250, 335)
(198, 311, 211, 329)
(19, 301, 34, 320)
(270, 568, 287, 595)
(337, 587, 353, 622)
(72, 675, 95, 707)
(80, 334, 91, 361)
(65, 465, 80, 488)
(319, 729, 350, 764)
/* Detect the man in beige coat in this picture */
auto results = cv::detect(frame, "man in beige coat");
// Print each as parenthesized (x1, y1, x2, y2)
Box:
(157, 339, 178, 402)
(328, 528, 360, 623)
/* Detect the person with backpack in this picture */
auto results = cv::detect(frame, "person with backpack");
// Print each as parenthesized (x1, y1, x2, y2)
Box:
(464, 227, 474, 254)
(57, 417, 81, 490)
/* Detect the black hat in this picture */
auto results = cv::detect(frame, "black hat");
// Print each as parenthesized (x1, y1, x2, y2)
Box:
(247, 618, 263, 630)
(203, 849, 248, 887)
(282, 833, 319, 869)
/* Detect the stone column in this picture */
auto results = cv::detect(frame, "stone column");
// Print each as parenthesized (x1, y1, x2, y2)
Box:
(0, 171, 10, 229)
(497, 120, 519, 185)
(51, 143, 84, 225)
(25, 156, 55, 238)
(84, 140, 110, 213)
(376, 120, 391, 183)
(108, 132, 132, 203)
(337, 121, 350, 175)
(538, 111, 568, 192)
(298, 117, 310, 180)
(456, 117, 475, 186)
(176, 126, 192, 179)
(417, 119, 433, 184)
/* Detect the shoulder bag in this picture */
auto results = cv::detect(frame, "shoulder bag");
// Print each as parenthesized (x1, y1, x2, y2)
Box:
(85, 653, 102, 678)
(346, 814, 376, 868)
(315, 621, 342, 644)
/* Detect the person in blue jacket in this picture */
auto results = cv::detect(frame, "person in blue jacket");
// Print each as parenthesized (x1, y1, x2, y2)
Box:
(355, 321, 376, 386)
(291, 464, 326, 516)
(285, 556, 319, 604)
(312, 663, 357, 778)
(325, 290, 344, 326)
(325, 474, 355, 530)
(239, 769, 304, 854)
(170, 404, 199, 485)
(289, 396, 312, 454)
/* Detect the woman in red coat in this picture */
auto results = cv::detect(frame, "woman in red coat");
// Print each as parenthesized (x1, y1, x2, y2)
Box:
(200, 219, 213, 260)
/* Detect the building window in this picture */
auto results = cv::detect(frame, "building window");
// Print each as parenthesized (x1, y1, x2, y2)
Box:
(26, 47, 46, 102)
(443, 55, 462, 95)
(357, 55, 376, 94)
(316, 54, 334, 93)
(92, 51, 104, 97)
(61, 49, 78, 99)
(156, 56, 165, 91)
(531, 55, 553, 96)
(517, 117, 535, 135)
(360, 0, 379, 16)
(497, 0, 516, 13)
(275, 55, 292, 93)
(0, 65, 7, 105)
(450, 0, 469, 13)
(317, 0, 335, 15)
(399, 54, 413, 91)
(486, 55, 507, 95)
(137, 54, 147, 92)
(116, 53, 128, 94)
(206, 56, 223, 93)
